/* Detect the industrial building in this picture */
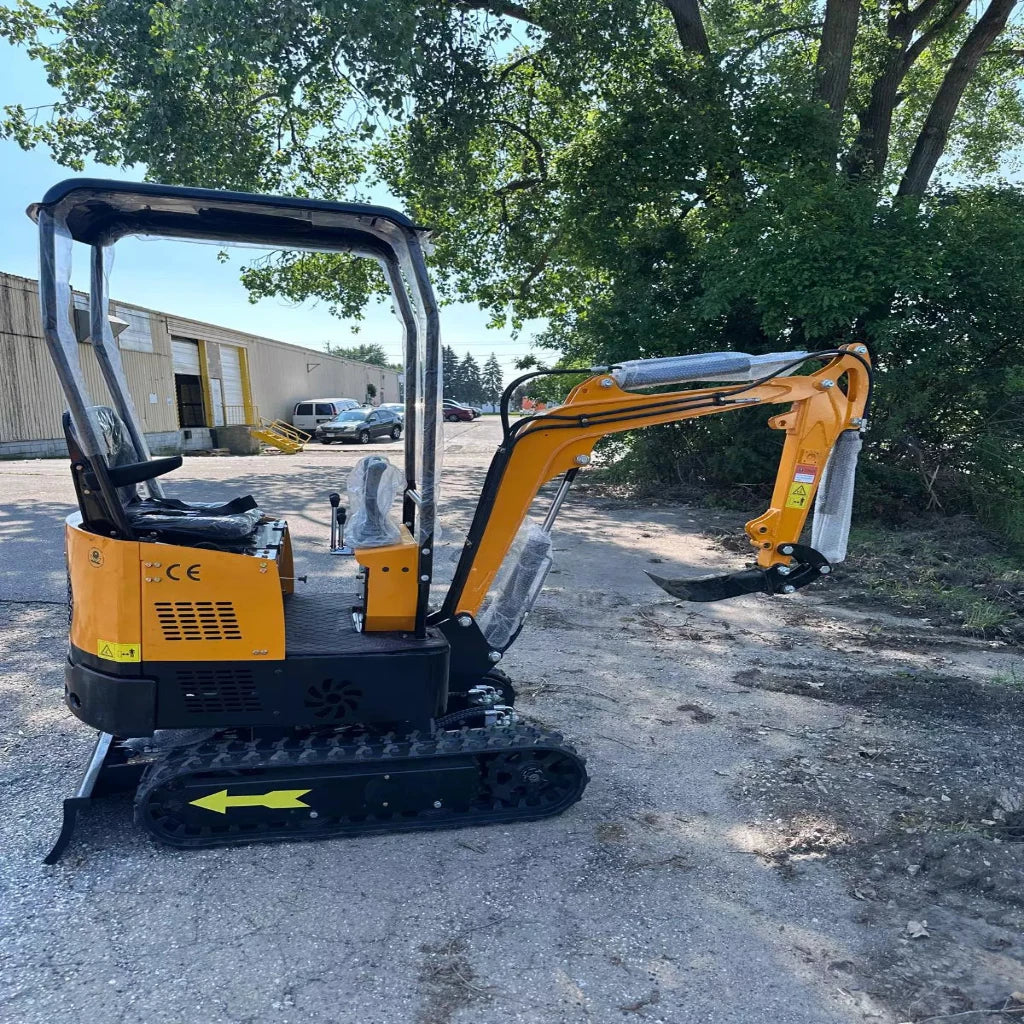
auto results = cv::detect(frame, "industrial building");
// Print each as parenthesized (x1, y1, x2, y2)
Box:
(0, 271, 401, 459)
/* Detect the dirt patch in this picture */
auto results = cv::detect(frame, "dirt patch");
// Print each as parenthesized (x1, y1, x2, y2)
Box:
(735, 665, 1024, 726)
(418, 935, 493, 1024)
(838, 519, 1024, 640)
(736, 664, 1024, 1021)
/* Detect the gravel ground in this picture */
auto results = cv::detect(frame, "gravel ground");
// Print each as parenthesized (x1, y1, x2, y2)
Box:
(1, 417, 1021, 1024)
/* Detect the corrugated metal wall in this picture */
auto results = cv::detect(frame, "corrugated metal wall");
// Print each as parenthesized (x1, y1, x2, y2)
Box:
(244, 340, 400, 423)
(0, 272, 401, 443)
(0, 273, 179, 440)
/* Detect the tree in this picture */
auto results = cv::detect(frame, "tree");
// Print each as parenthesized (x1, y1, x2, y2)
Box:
(482, 353, 504, 408)
(442, 345, 460, 399)
(458, 353, 485, 406)
(325, 342, 390, 367)
(6, 2, 1024, 537)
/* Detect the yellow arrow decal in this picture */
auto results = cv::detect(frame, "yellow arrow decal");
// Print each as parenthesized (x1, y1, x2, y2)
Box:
(189, 789, 311, 814)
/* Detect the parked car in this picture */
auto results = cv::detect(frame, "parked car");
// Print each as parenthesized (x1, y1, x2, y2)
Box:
(316, 407, 403, 444)
(292, 398, 360, 433)
(379, 402, 405, 424)
(442, 399, 476, 422)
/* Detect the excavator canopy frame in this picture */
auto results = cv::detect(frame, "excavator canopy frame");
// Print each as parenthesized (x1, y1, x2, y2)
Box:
(28, 178, 443, 629)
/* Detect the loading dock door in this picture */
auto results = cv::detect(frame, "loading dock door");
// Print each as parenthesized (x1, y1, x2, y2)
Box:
(172, 337, 206, 427)
(172, 338, 202, 375)
(220, 345, 246, 424)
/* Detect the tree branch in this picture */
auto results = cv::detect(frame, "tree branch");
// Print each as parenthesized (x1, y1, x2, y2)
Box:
(495, 117, 548, 178)
(497, 47, 546, 82)
(844, 0, 973, 180)
(903, 0, 971, 68)
(517, 233, 561, 300)
(453, 1, 546, 29)
(898, 0, 1018, 196)
(737, 22, 822, 59)
(903, 0, 947, 33)
(494, 176, 544, 196)
(661, 0, 710, 56)
(816, 0, 861, 149)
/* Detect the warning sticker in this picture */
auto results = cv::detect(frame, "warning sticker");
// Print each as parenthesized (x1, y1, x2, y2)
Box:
(793, 463, 818, 485)
(97, 640, 141, 663)
(785, 483, 811, 509)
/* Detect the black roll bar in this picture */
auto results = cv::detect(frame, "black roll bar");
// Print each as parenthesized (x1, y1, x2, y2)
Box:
(29, 179, 442, 628)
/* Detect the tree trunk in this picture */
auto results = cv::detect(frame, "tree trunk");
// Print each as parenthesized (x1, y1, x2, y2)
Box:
(898, 0, 1018, 196)
(816, 0, 862, 148)
(662, 0, 711, 56)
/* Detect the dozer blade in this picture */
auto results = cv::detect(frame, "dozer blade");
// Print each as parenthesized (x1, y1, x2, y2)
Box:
(647, 543, 831, 603)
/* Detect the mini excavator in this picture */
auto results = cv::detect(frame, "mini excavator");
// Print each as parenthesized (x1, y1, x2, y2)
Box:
(30, 180, 871, 862)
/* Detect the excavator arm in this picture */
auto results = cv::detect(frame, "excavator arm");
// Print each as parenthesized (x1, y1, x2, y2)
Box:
(434, 346, 871, 636)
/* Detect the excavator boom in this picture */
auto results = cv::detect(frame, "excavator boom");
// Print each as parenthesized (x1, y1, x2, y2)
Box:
(436, 345, 871, 630)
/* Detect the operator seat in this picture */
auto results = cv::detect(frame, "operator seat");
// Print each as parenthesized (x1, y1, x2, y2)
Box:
(63, 407, 263, 549)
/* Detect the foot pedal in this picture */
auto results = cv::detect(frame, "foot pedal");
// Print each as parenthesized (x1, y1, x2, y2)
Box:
(647, 543, 831, 602)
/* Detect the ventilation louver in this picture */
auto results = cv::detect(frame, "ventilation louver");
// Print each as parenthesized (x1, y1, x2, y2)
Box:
(177, 667, 262, 714)
(155, 601, 242, 641)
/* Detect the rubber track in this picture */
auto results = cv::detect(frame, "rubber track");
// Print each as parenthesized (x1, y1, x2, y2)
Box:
(135, 723, 588, 849)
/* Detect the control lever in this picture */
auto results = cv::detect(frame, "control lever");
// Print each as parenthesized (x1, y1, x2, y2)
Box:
(328, 491, 354, 556)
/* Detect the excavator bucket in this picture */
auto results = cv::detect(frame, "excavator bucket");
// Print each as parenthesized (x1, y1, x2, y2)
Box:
(647, 543, 833, 602)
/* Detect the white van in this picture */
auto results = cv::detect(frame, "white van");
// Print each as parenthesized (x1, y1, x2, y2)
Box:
(291, 398, 361, 433)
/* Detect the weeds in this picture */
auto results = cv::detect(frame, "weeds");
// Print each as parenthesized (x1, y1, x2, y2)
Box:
(992, 663, 1024, 690)
(841, 518, 1022, 639)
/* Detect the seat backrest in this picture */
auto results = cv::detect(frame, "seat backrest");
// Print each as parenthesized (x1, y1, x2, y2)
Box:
(63, 406, 140, 536)
(64, 406, 142, 506)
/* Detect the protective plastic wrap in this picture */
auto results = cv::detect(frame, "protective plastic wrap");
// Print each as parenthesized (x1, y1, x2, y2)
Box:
(477, 523, 554, 649)
(379, 249, 443, 547)
(91, 245, 163, 497)
(346, 455, 405, 548)
(88, 405, 142, 504)
(126, 499, 262, 544)
(610, 350, 809, 390)
(811, 429, 862, 564)
(37, 212, 110, 461)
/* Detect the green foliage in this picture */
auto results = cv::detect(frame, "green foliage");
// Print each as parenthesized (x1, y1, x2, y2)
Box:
(5, 0, 1024, 538)
(323, 341, 392, 368)
(443, 346, 487, 405)
(482, 353, 504, 407)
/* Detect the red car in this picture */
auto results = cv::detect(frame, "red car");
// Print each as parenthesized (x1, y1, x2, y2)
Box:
(443, 400, 475, 422)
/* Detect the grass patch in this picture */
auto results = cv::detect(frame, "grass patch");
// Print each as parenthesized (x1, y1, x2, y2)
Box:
(839, 517, 1023, 640)
(992, 662, 1024, 689)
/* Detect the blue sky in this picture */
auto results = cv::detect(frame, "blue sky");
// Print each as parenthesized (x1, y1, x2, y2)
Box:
(0, 41, 542, 379)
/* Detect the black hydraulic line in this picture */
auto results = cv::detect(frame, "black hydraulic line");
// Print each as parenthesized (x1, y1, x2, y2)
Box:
(499, 367, 608, 435)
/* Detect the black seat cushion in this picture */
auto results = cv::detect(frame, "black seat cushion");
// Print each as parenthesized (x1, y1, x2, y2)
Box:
(126, 498, 263, 545)
(64, 407, 265, 547)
